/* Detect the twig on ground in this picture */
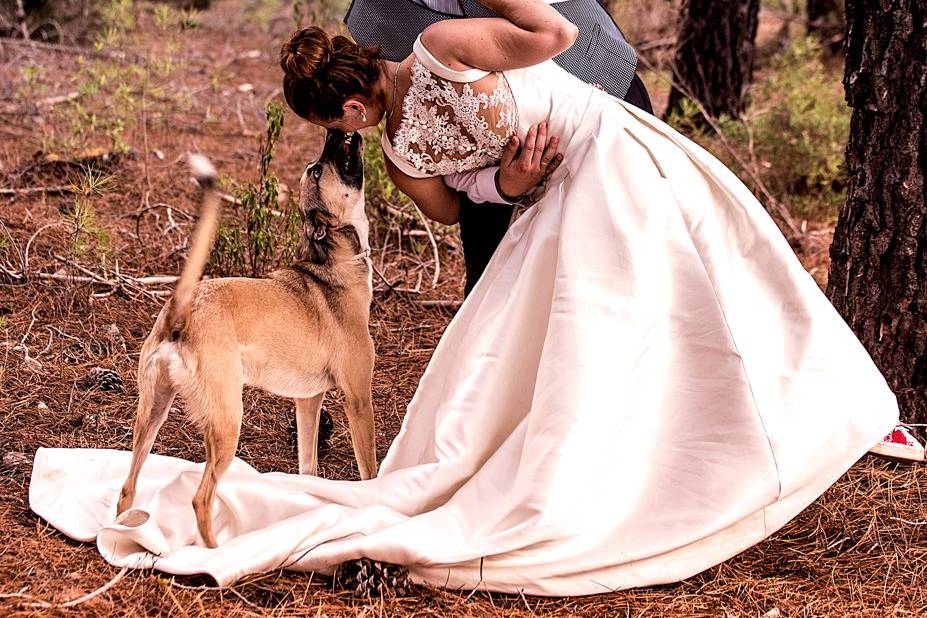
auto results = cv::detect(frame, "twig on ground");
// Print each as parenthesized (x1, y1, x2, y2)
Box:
(411, 204, 441, 288)
(414, 299, 462, 308)
(37, 91, 79, 106)
(0, 37, 146, 64)
(890, 517, 927, 526)
(220, 192, 241, 205)
(22, 221, 64, 274)
(22, 566, 129, 609)
(0, 185, 73, 196)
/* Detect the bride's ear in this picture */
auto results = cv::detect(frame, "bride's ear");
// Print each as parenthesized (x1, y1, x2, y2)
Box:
(343, 98, 368, 123)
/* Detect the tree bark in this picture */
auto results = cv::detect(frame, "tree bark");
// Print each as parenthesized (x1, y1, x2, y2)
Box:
(827, 0, 927, 423)
(665, 0, 760, 121)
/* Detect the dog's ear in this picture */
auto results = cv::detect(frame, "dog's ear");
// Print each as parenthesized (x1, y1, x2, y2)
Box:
(298, 207, 335, 264)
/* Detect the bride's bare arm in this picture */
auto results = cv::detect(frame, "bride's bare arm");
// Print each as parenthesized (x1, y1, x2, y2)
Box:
(420, 0, 578, 72)
(384, 157, 461, 225)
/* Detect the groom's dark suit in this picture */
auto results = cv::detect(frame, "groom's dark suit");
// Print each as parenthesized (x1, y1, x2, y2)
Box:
(345, 0, 653, 295)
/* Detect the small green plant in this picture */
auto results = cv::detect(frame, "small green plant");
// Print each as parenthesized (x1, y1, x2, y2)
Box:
(178, 7, 201, 30)
(18, 63, 47, 99)
(210, 102, 300, 276)
(63, 165, 115, 263)
(210, 224, 247, 275)
(245, 0, 283, 28)
(306, 0, 346, 25)
(20, 64, 45, 87)
(153, 5, 175, 30)
(71, 164, 116, 196)
(65, 200, 111, 263)
(95, 0, 134, 49)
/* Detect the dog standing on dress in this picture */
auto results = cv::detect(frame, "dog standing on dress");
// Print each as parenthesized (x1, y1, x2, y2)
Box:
(116, 130, 377, 548)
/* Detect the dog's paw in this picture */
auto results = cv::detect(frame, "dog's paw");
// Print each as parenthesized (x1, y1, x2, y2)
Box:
(334, 558, 413, 598)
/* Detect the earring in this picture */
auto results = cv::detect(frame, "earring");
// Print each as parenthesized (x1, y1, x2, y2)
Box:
(362, 111, 367, 122)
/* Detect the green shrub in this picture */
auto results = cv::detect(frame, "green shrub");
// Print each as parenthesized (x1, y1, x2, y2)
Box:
(210, 102, 301, 277)
(363, 124, 411, 212)
(669, 37, 850, 221)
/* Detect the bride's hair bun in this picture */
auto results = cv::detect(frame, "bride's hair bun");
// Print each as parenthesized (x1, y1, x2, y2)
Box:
(280, 26, 333, 82)
(280, 27, 382, 121)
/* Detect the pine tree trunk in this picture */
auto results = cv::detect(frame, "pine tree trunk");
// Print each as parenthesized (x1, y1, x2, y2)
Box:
(827, 1, 927, 423)
(665, 0, 760, 120)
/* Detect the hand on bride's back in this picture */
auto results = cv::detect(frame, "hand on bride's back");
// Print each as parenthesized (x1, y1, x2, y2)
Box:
(497, 122, 563, 200)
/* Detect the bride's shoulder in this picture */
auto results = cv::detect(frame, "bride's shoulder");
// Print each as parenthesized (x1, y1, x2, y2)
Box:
(412, 30, 492, 84)
(418, 25, 477, 74)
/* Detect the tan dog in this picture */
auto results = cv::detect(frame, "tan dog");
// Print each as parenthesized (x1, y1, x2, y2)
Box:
(116, 130, 376, 548)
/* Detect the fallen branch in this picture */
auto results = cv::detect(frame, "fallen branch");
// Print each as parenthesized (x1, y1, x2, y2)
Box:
(0, 37, 146, 65)
(220, 192, 241, 205)
(7, 260, 179, 290)
(411, 204, 441, 288)
(23, 566, 129, 609)
(28, 272, 177, 288)
(0, 185, 73, 196)
(38, 91, 79, 106)
(414, 299, 462, 308)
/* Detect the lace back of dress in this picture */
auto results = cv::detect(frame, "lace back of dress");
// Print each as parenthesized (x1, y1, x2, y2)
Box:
(392, 59, 518, 176)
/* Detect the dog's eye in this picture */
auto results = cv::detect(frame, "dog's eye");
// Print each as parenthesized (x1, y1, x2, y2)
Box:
(312, 166, 322, 180)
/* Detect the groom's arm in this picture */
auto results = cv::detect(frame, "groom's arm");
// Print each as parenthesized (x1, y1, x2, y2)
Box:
(444, 167, 513, 205)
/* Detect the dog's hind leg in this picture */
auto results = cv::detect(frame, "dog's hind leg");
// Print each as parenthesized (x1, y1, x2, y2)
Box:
(117, 355, 176, 515)
(337, 342, 378, 480)
(190, 381, 242, 548)
(295, 393, 325, 476)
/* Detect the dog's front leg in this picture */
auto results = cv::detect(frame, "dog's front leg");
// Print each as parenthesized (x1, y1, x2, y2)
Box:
(295, 394, 325, 475)
(344, 391, 377, 480)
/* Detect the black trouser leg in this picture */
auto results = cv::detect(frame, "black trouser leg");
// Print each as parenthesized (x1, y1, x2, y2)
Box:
(457, 73, 653, 296)
(458, 195, 514, 297)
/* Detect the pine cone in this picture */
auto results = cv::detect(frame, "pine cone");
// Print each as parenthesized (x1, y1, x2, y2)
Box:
(84, 367, 124, 392)
(317, 406, 334, 454)
(334, 558, 413, 598)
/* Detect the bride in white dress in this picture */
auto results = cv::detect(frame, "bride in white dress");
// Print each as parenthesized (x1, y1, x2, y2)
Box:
(30, 0, 898, 596)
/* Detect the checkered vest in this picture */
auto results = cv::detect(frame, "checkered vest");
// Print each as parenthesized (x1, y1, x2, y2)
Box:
(344, 0, 637, 99)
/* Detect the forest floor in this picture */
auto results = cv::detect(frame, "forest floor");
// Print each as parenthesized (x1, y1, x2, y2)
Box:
(1, 1, 924, 616)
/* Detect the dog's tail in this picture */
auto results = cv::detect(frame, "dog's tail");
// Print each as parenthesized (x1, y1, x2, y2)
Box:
(163, 154, 221, 340)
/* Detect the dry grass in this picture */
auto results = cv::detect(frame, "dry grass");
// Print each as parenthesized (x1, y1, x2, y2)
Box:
(1, 1, 923, 616)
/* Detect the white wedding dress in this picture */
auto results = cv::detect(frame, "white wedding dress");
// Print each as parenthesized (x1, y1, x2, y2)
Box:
(30, 37, 898, 596)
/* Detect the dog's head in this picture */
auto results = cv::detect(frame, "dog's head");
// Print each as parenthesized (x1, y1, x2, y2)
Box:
(298, 129, 367, 263)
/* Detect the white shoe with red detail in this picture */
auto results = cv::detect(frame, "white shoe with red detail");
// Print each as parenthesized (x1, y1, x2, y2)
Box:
(869, 425, 926, 462)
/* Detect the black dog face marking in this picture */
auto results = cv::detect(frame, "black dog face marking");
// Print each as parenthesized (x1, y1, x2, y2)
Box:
(319, 129, 363, 190)
(295, 129, 366, 266)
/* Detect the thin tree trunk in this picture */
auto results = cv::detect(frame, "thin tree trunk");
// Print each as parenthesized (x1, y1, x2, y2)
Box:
(806, 0, 844, 50)
(665, 0, 760, 121)
(827, 0, 927, 423)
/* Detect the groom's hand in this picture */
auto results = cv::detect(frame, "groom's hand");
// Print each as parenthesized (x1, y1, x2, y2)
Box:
(497, 122, 563, 200)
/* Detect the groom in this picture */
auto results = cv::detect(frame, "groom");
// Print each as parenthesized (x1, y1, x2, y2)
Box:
(345, 0, 653, 295)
